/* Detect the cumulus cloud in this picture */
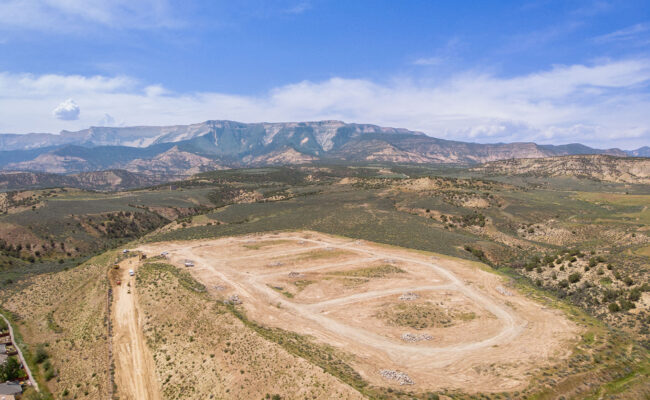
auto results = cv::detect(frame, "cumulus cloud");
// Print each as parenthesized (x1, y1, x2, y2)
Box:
(98, 113, 116, 126)
(52, 99, 80, 120)
(1, 58, 649, 149)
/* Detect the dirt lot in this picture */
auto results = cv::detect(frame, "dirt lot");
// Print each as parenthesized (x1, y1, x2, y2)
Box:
(137, 231, 580, 392)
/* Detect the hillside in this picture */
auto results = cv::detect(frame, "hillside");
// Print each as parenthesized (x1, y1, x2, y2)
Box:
(1, 165, 648, 399)
(0, 170, 162, 190)
(472, 154, 650, 184)
(0, 120, 636, 176)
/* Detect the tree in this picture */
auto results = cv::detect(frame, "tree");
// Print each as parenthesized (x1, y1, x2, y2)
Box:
(0, 356, 22, 381)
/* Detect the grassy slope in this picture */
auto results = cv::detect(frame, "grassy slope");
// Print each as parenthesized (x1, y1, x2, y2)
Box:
(0, 251, 114, 399)
(135, 262, 364, 400)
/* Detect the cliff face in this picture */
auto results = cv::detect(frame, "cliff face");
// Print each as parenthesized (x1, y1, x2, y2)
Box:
(0, 120, 633, 175)
(472, 155, 650, 184)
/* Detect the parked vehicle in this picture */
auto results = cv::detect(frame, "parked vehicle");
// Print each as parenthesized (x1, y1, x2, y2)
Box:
(129, 269, 135, 276)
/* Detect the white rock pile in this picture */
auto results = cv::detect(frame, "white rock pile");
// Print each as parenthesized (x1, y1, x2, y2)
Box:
(496, 286, 513, 296)
(268, 261, 284, 267)
(399, 292, 420, 301)
(226, 294, 242, 305)
(379, 369, 414, 385)
(401, 333, 432, 342)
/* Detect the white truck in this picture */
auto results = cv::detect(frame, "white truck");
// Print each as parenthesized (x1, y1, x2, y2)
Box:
(129, 269, 135, 276)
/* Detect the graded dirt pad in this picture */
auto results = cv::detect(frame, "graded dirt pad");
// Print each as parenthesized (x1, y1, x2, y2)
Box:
(324, 289, 503, 347)
(137, 231, 580, 393)
(112, 257, 162, 400)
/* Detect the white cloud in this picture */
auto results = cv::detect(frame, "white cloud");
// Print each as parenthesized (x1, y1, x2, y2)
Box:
(0, 0, 179, 31)
(98, 113, 115, 126)
(0, 58, 649, 149)
(285, 1, 311, 15)
(595, 23, 650, 43)
(412, 57, 444, 66)
(52, 98, 80, 120)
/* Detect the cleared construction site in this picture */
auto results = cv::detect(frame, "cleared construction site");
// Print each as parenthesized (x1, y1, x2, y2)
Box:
(134, 231, 580, 392)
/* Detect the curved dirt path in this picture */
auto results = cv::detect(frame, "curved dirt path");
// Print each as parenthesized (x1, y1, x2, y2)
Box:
(112, 258, 162, 400)
(174, 235, 525, 363)
(277, 236, 525, 354)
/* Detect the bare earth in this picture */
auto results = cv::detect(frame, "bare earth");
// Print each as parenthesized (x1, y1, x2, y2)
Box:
(136, 231, 580, 392)
(112, 257, 162, 400)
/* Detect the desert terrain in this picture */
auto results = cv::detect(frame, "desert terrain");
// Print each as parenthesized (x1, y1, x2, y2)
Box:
(135, 231, 580, 392)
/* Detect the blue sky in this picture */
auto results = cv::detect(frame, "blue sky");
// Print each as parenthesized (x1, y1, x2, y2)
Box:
(0, 0, 649, 149)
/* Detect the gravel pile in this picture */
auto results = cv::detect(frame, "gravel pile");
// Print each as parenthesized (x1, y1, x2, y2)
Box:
(399, 292, 420, 301)
(214, 285, 226, 291)
(496, 286, 513, 296)
(268, 261, 284, 267)
(401, 333, 432, 342)
(379, 369, 414, 385)
(288, 272, 302, 278)
(225, 294, 242, 305)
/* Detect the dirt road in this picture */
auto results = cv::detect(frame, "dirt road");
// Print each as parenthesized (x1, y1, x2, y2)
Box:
(136, 231, 579, 391)
(112, 258, 162, 400)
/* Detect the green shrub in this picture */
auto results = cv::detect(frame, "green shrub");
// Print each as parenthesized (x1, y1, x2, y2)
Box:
(35, 344, 49, 363)
(568, 272, 581, 283)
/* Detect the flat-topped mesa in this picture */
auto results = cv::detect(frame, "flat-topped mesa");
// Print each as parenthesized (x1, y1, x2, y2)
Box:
(1, 121, 634, 173)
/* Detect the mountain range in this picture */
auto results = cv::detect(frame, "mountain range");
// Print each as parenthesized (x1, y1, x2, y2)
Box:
(0, 120, 646, 177)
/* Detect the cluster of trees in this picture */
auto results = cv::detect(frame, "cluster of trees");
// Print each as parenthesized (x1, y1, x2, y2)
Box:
(82, 211, 167, 239)
(0, 238, 71, 263)
(511, 248, 648, 315)
(451, 212, 486, 228)
(0, 357, 24, 382)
